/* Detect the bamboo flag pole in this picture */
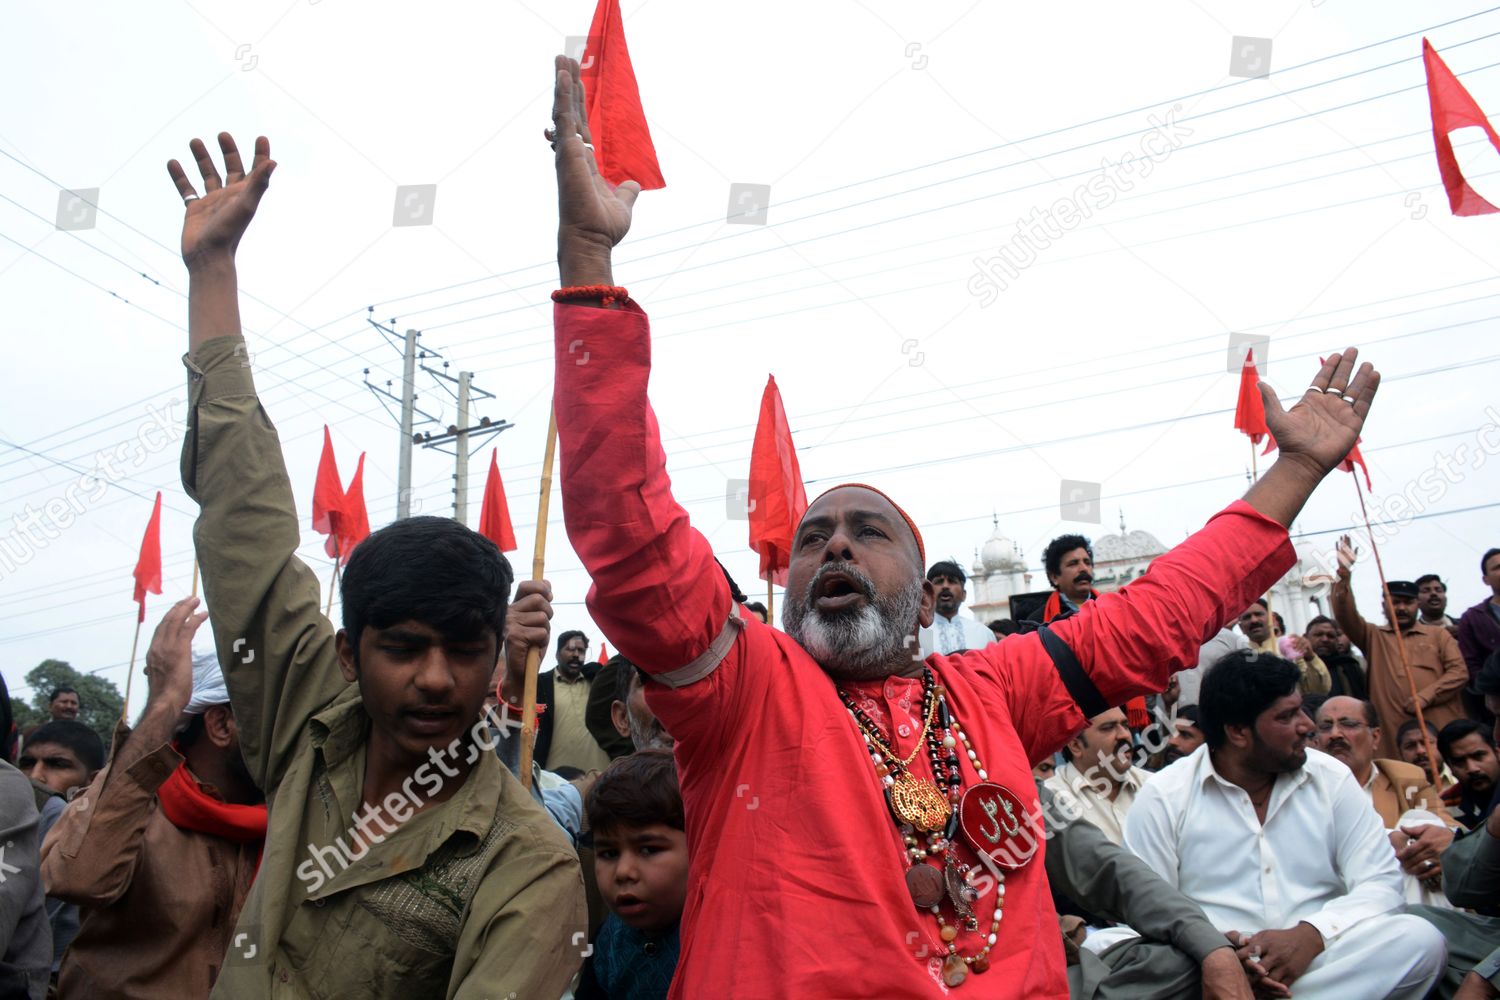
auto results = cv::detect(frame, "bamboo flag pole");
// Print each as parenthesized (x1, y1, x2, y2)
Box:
(519, 406, 560, 790)
(326, 540, 341, 616)
(767, 579, 774, 624)
(191, 558, 200, 599)
(121, 617, 144, 722)
(1351, 479, 1444, 791)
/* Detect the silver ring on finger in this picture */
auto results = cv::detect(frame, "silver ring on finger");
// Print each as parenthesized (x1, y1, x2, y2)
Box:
(1340, 392, 1357, 404)
(1306, 384, 1327, 394)
(183, 194, 200, 204)
(1424, 859, 1435, 869)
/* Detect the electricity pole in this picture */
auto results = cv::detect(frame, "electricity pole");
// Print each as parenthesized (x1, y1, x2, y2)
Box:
(397, 329, 418, 518)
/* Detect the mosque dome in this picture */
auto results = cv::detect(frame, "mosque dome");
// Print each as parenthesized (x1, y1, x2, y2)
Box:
(979, 520, 1024, 573)
(1093, 529, 1166, 563)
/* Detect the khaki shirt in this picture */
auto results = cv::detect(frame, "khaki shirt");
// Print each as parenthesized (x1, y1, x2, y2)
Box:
(547, 674, 611, 773)
(1332, 577, 1469, 759)
(40, 721, 257, 999)
(181, 335, 586, 1000)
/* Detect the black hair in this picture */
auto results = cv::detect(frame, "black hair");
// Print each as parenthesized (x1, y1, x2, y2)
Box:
(1243, 598, 1269, 612)
(1483, 548, 1500, 575)
(551, 765, 586, 781)
(1175, 704, 1201, 727)
(1477, 648, 1500, 697)
(1043, 535, 1092, 579)
(1199, 650, 1301, 750)
(1439, 718, 1495, 759)
(1415, 574, 1443, 590)
(341, 517, 513, 664)
(716, 558, 748, 605)
(1272, 612, 1286, 634)
(1396, 717, 1440, 746)
(744, 601, 768, 620)
(926, 561, 966, 585)
(586, 748, 683, 834)
(23, 720, 105, 773)
(48, 686, 79, 705)
(557, 630, 588, 652)
(1300, 693, 1327, 722)
(1305, 615, 1335, 632)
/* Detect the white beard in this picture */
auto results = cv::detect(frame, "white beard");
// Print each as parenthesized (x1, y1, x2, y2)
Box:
(783, 564, 923, 681)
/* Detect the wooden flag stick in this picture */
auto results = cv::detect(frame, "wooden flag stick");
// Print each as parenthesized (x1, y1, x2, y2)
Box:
(191, 558, 200, 599)
(1352, 477, 1444, 791)
(520, 405, 560, 790)
(121, 616, 145, 722)
(325, 540, 341, 617)
(767, 579, 774, 624)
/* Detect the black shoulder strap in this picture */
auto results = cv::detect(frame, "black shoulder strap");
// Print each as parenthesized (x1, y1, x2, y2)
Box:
(1037, 626, 1107, 718)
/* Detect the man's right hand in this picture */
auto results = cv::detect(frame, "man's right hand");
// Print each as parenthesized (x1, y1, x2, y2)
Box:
(167, 133, 276, 271)
(143, 596, 209, 719)
(500, 580, 555, 708)
(1335, 534, 1357, 580)
(551, 55, 639, 286)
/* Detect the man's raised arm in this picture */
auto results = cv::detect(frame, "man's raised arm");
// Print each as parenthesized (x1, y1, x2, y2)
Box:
(546, 57, 739, 688)
(169, 134, 345, 795)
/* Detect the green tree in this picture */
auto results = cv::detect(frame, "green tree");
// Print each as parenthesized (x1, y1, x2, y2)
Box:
(23, 659, 123, 750)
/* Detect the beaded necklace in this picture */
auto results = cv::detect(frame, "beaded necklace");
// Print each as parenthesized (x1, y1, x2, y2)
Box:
(838, 668, 1012, 988)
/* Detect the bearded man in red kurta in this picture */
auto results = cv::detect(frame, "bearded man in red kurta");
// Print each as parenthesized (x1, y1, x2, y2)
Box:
(544, 57, 1383, 999)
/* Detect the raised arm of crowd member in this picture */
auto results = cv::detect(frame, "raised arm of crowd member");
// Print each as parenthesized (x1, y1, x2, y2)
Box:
(40, 598, 205, 906)
(171, 134, 584, 1000)
(167, 134, 337, 792)
(1036, 782, 1252, 1000)
(1330, 535, 1373, 652)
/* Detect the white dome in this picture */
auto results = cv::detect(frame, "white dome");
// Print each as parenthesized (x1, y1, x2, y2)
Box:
(980, 531, 1024, 573)
(1093, 529, 1166, 563)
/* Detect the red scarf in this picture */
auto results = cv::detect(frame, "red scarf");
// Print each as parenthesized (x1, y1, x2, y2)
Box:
(157, 760, 268, 864)
(1043, 589, 1151, 731)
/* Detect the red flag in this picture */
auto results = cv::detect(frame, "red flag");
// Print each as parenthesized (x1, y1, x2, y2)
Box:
(326, 453, 370, 564)
(132, 492, 163, 623)
(1339, 437, 1373, 491)
(478, 449, 517, 553)
(1423, 38, 1500, 216)
(1233, 349, 1271, 445)
(598, 642, 609, 666)
(747, 375, 809, 587)
(582, 0, 665, 190)
(312, 426, 345, 541)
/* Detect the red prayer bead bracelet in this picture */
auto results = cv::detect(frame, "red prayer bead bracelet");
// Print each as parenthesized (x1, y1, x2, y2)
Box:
(552, 285, 628, 307)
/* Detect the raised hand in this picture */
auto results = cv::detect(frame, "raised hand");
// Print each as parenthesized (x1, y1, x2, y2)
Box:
(166, 133, 276, 269)
(500, 579, 555, 709)
(550, 55, 639, 285)
(1260, 349, 1379, 477)
(143, 596, 209, 716)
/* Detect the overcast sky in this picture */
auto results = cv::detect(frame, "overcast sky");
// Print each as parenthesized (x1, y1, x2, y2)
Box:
(3, 0, 1499, 711)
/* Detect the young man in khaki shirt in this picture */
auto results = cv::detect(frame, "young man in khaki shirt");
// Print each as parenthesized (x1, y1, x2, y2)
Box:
(166, 132, 585, 1000)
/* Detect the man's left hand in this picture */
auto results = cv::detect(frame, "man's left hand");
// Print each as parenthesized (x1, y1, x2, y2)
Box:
(1235, 923, 1324, 988)
(1396, 822, 1454, 876)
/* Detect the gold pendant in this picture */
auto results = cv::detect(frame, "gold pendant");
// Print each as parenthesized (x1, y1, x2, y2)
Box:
(889, 772, 952, 832)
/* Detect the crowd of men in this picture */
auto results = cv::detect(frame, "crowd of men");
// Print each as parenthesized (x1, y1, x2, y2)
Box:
(3, 57, 1500, 1000)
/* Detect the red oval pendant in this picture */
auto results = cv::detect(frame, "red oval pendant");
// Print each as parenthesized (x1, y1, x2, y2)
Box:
(958, 783, 1039, 871)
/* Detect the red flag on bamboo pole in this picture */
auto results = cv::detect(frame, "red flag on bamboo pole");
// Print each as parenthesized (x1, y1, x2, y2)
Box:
(1422, 38, 1500, 217)
(1233, 349, 1271, 446)
(478, 449, 518, 553)
(326, 453, 370, 564)
(312, 425, 345, 543)
(581, 0, 665, 190)
(747, 375, 809, 587)
(132, 492, 163, 623)
(1338, 438, 1373, 490)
